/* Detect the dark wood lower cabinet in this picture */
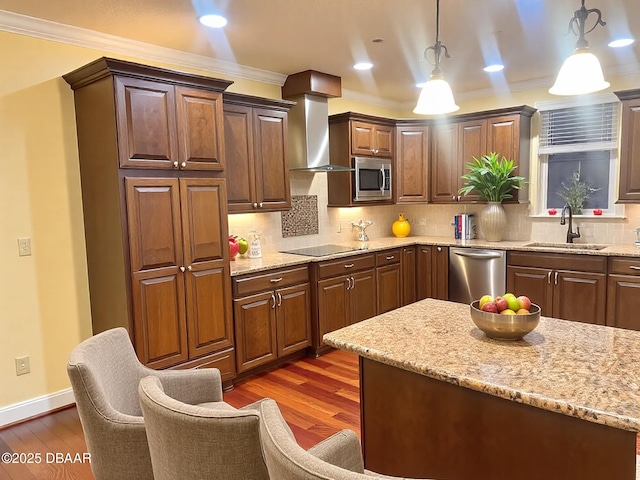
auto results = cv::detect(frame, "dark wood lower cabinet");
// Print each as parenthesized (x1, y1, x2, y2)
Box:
(401, 246, 417, 306)
(507, 251, 607, 325)
(376, 249, 402, 314)
(417, 245, 448, 301)
(606, 256, 640, 330)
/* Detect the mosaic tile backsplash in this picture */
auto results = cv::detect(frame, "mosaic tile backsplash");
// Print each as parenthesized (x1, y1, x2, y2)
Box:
(281, 195, 319, 237)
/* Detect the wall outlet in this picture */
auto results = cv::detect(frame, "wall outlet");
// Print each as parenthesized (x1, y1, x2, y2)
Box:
(18, 237, 31, 256)
(418, 218, 427, 226)
(15, 356, 30, 376)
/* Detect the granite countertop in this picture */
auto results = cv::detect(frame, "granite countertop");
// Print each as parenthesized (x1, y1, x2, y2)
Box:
(323, 298, 640, 432)
(230, 236, 640, 276)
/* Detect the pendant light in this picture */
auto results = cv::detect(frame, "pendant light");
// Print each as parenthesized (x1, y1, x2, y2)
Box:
(549, 0, 610, 96)
(413, 0, 459, 115)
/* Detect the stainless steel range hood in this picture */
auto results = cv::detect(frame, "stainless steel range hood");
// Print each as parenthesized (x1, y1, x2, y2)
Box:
(283, 71, 352, 172)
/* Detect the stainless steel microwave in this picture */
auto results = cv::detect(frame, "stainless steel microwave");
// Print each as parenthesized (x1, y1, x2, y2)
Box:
(354, 157, 392, 201)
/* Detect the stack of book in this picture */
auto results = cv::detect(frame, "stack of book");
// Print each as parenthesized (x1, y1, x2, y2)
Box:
(454, 213, 477, 240)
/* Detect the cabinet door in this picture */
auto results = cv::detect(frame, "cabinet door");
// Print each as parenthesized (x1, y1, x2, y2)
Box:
(417, 246, 433, 300)
(618, 98, 640, 202)
(373, 126, 394, 157)
(351, 270, 377, 324)
(458, 119, 487, 202)
(607, 275, 640, 330)
(554, 271, 607, 325)
(253, 108, 291, 211)
(351, 121, 376, 156)
(276, 283, 311, 357)
(430, 123, 459, 202)
(507, 266, 553, 316)
(224, 104, 257, 212)
(433, 246, 449, 301)
(180, 178, 234, 358)
(487, 114, 520, 162)
(115, 76, 178, 169)
(376, 264, 402, 314)
(176, 87, 225, 171)
(317, 276, 350, 337)
(402, 246, 417, 306)
(234, 292, 277, 372)
(396, 126, 429, 203)
(131, 269, 188, 369)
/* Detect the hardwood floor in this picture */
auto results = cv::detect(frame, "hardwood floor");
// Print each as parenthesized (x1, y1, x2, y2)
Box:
(0, 349, 360, 479)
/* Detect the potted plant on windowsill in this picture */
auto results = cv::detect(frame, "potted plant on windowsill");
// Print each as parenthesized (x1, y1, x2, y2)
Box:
(458, 152, 526, 241)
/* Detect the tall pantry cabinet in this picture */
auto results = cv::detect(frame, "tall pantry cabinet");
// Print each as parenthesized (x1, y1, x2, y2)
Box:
(64, 58, 237, 379)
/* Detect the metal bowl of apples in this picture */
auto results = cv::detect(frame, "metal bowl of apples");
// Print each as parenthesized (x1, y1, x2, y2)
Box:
(470, 294, 540, 341)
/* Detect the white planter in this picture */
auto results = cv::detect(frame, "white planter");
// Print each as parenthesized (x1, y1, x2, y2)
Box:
(481, 202, 507, 242)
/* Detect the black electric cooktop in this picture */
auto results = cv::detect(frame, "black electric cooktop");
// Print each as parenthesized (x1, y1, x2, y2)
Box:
(280, 244, 363, 257)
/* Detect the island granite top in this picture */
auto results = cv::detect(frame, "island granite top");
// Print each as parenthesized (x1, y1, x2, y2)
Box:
(323, 298, 640, 433)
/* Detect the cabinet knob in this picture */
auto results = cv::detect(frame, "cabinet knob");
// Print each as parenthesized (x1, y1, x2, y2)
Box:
(259, 202, 264, 208)
(452, 195, 456, 200)
(173, 161, 179, 169)
(372, 149, 378, 154)
(437, 247, 442, 252)
(181, 162, 187, 168)
(179, 266, 186, 272)
(187, 265, 192, 272)
(253, 203, 258, 208)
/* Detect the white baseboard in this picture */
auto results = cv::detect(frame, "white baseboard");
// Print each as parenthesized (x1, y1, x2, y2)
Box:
(0, 389, 75, 428)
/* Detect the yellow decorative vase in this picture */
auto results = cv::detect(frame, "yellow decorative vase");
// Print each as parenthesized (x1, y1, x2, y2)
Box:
(392, 214, 411, 238)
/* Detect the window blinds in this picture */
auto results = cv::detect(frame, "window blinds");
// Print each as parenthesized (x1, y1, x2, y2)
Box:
(538, 102, 619, 154)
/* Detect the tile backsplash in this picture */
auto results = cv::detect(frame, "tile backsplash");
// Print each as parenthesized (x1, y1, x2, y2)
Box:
(227, 173, 640, 251)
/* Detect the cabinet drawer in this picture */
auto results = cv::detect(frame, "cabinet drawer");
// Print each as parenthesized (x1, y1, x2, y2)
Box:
(317, 254, 376, 279)
(508, 251, 606, 274)
(233, 266, 309, 297)
(170, 347, 236, 382)
(609, 257, 640, 276)
(376, 249, 401, 266)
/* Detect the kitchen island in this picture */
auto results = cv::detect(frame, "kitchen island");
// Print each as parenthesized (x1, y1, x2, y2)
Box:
(323, 298, 640, 480)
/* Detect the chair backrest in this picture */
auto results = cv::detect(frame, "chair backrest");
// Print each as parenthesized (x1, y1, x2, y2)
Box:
(138, 375, 270, 480)
(259, 398, 374, 480)
(67, 327, 152, 480)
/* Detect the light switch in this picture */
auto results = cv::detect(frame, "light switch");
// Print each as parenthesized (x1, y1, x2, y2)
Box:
(18, 237, 31, 256)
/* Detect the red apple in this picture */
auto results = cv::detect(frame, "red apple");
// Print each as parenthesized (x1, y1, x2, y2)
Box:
(593, 209, 603, 216)
(548, 209, 557, 215)
(517, 295, 531, 311)
(229, 236, 239, 260)
(494, 296, 508, 312)
(481, 301, 499, 313)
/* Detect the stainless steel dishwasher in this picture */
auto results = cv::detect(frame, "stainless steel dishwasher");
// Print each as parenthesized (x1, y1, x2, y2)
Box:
(448, 248, 506, 304)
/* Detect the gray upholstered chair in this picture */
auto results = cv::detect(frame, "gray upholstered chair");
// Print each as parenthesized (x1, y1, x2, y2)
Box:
(138, 375, 270, 480)
(67, 327, 232, 480)
(259, 398, 433, 480)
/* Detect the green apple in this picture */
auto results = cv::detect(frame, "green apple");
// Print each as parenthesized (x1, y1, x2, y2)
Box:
(479, 295, 494, 309)
(503, 293, 520, 312)
(237, 237, 248, 255)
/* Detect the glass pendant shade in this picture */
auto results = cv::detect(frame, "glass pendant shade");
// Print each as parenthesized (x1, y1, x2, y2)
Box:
(549, 48, 610, 96)
(413, 74, 460, 115)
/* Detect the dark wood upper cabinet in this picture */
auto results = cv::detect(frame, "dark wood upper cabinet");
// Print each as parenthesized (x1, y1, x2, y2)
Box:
(614, 89, 640, 203)
(223, 93, 294, 213)
(430, 122, 460, 203)
(396, 125, 429, 203)
(351, 121, 394, 157)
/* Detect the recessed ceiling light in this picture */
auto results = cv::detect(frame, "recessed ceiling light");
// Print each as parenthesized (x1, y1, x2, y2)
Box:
(484, 64, 505, 73)
(199, 14, 228, 28)
(353, 62, 373, 70)
(608, 38, 635, 48)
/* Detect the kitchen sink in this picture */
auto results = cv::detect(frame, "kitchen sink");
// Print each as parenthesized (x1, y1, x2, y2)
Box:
(524, 242, 608, 251)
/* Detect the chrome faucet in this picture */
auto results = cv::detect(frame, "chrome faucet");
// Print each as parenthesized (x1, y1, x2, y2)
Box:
(560, 204, 581, 243)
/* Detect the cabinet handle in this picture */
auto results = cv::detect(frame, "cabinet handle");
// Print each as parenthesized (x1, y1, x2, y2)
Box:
(173, 161, 179, 169)
(269, 277, 283, 283)
(437, 247, 442, 252)
(345, 278, 350, 290)
(344, 263, 355, 269)
(452, 195, 456, 200)
(187, 265, 192, 272)
(253, 203, 258, 208)
(271, 294, 276, 309)
(179, 266, 186, 273)
(405, 249, 413, 254)
(277, 292, 282, 307)
(554, 272, 558, 285)
(547, 271, 551, 284)
(372, 149, 378, 154)
(350, 277, 355, 290)
(386, 255, 395, 261)
(181, 162, 187, 168)
(630, 266, 640, 271)
(259, 202, 264, 208)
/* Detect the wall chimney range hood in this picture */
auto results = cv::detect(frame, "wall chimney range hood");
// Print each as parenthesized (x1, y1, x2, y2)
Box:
(282, 70, 352, 172)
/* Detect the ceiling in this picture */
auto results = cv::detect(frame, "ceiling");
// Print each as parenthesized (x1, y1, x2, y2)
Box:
(0, 0, 638, 105)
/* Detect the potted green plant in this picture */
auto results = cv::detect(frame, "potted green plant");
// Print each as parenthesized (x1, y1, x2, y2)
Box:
(458, 152, 526, 241)
(557, 165, 599, 215)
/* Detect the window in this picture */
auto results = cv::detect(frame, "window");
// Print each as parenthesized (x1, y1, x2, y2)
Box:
(536, 94, 621, 216)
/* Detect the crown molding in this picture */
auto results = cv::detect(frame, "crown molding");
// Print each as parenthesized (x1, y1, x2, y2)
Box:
(341, 88, 403, 110)
(0, 9, 287, 86)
